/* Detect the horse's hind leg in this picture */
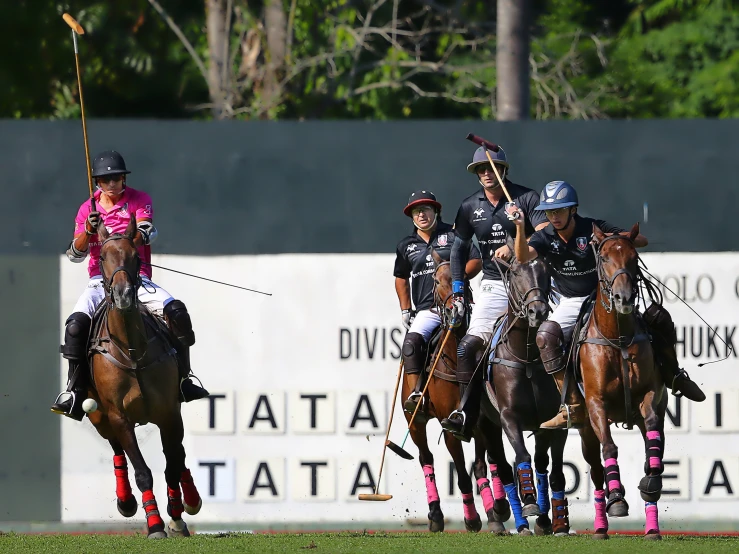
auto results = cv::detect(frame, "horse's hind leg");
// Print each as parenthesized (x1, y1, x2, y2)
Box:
(160, 413, 194, 537)
(444, 432, 481, 533)
(579, 424, 608, 540)
(532, 432, 552, 536)
(637, 390, 667, 540)
(409, 422, 444, 532)
(110, 440, 137, 517)
(548, 430, 571, 537)
(110, 415, 166, 538)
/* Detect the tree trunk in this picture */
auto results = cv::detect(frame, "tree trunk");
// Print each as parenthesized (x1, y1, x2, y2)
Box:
(206, 0, 229, 119)
(496, 0, 530, 120)
(262, 0, 287, 115)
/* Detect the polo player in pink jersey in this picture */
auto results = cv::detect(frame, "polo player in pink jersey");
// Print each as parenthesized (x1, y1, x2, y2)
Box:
(51, 150, 209, 420)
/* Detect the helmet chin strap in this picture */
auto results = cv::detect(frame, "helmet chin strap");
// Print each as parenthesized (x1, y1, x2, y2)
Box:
(414, 212, 438, 231)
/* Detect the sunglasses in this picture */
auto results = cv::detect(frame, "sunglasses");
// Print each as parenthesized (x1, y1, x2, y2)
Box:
(544, 207, 569, 217)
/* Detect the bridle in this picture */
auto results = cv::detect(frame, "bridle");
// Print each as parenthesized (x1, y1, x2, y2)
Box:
(432, 261, 455, 327)
(592, 235, 639, 313)
(499, 258, 551, 323)
(99, 235, 142, 305)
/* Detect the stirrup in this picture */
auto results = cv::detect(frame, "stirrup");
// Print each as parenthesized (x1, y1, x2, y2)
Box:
(403, 391, 423, 413)
(563, 404, 573, 429)
(670, 370, 686, 398)
(52, 390, 74, 406)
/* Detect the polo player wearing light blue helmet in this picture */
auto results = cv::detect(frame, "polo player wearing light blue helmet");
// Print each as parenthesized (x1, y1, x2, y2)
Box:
(509, 181, 705, 429)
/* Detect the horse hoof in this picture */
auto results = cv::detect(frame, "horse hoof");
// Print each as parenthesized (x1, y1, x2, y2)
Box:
(493, 499, 511, 522)
(518, 527, 534, 536)
(639, 475, 663, 502)
(116, 497, 138, 518)
(645, 532, 662, 541)
(428, 517, 445, 533)
(534, 521, 553, 536)
(522, 503, 541, 518)
(555, 531, 570, 537)
(606, 500, 629, 518)
(592, 532, 609, 540)
(183, 498, 202, 516)
(464, 516, 482, 533)
(147, 530, 167, 539)
(488, 521, 506, 534)
(167, 518, 191, 538)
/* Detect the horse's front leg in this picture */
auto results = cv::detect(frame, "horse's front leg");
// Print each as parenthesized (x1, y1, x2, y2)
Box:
(110, 439, 137, 517)
(579, 423, 608, 540)
(637, 388, 667, 541)
(474, 417, 511, 533)
(585, 394, 629, 518)
(407, 417, 444, 532)
(110, 413, 166, 538)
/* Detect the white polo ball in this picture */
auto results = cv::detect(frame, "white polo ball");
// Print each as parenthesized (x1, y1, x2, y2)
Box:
(82, 398, 98, 414)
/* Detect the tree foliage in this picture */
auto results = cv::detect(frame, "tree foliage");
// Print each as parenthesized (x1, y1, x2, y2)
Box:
(2, 0, 738, 119)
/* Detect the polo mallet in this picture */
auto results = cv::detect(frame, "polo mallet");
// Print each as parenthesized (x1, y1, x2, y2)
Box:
(466, 133, 518, 219)
(63, 13, 95, 211)
(385, 327, 454, 459)
(358, 357, 405, 501)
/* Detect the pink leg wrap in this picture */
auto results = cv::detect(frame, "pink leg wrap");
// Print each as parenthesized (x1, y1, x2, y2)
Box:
(462, 492, 478, 520)
(113, 455, 133, 502)
(594, 489, 608, 532)
(489, 464, 506, 500)
(646, 431, 663, 471)
(477, 478, 495, 513)
(645, 502, 660, 534)
(604, 458, 622, 493)
(423, 465, 440, 504)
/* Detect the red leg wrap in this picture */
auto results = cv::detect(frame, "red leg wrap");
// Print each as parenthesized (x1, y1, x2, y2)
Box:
(113, 455, 134, 502)
(181, 469, 201, 508)
(168, 486, 184, 519)
(142, 489, 164, 529)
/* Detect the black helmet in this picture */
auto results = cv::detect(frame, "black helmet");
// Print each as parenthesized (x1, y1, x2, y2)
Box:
(91, 150, 131, 178)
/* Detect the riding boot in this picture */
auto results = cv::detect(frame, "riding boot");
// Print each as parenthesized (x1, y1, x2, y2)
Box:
(163, 300, 209, 402)
(540, 367, 586, 430)
(51, 361, 88, 421)
(175, 344, 210, 403)
(401, 333, 429, 423)
(51, 312, 92, 421)
(440, 335, 485, 442)
(643, 303, 705, 402)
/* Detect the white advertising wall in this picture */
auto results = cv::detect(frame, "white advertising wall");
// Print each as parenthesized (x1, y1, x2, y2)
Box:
(60, 253, 739, 526)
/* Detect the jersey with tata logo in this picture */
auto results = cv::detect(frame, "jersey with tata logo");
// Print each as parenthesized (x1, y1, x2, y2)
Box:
(528, 214, 624, 298)
(394, 221, 481, 311)
(454, 182, 547, 280)
(74, 187, 154, 279)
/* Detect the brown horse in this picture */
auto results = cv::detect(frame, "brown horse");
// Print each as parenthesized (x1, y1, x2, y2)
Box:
(578, 223, 667, 540)
(400, 249, 512, 533)
(83, 215, 202, 538)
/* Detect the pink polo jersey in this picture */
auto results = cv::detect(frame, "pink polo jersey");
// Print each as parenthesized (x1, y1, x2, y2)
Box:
(74, 187, 154, 279)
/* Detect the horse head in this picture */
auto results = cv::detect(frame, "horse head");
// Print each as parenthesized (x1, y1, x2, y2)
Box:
(97, 214, 141, 312)
(592, 223, 640, 315)
(430, 248, 455, 324)
(505, 237, 551, 328)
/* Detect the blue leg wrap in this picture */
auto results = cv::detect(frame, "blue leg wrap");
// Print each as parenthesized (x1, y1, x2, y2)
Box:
(536, 471, 550, 515)
(504, 483, 528, 531)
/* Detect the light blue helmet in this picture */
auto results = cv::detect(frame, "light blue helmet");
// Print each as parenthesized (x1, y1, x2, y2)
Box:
(467, 146, 508, 173)
(535, 181, 579, 211)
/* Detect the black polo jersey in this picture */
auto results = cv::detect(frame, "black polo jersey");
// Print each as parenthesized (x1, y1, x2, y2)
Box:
(394, 221, 481, 311)
(454, 182, 547, 280)
(528, 214, 624, 298)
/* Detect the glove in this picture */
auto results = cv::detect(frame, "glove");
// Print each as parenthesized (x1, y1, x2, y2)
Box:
(450, 294, 466, 327)
(401, 309, 413, 330)
(85, 211, 101, 235)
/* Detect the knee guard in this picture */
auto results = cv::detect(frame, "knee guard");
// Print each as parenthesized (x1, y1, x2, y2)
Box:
(536, 320, 566, 375)
(402, 333, 427, 375)
(456, 335, 486, 384)
(163, 300, 195, 346)
(643, 303, 677, 346)
(60, 312, 92, 361)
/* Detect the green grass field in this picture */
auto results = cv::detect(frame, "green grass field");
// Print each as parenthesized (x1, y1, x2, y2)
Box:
(2, 532, 738, 554)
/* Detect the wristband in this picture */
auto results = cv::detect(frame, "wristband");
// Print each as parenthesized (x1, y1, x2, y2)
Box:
(452, 280, 465, 294)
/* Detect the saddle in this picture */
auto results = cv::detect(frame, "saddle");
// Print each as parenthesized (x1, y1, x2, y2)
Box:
(86, 301, 178, 385)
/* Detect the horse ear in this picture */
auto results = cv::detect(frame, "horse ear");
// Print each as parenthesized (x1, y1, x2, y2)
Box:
(97, 219, 109, 240)
(126, 214, 137, 239)
(430, 247, 444, 266)
(506, 235, 517, 263)
(592, 223, 606, 244)
(629, 222, 639, 242)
